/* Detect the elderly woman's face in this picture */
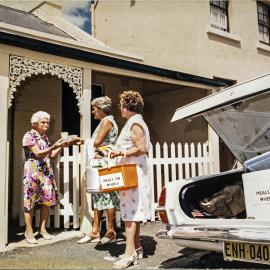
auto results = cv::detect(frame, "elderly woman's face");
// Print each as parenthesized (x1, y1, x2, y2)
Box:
(35, 118, 50, 134)
(91, 106, 104, 120)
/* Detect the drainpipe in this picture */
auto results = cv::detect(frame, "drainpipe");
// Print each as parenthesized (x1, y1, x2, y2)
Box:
(91, 0, 99, 36)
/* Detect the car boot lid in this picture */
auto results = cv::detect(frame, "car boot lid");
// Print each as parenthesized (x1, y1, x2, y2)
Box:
(171, 74, 270, 163)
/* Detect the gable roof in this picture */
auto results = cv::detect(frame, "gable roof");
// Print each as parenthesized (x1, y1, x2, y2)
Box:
(0, 5, 72, 39)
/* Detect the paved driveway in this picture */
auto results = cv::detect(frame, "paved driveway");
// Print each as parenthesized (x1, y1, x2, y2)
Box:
(0, 222, 267, 269)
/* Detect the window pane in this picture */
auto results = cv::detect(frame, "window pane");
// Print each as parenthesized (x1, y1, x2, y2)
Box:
(210, 1, 228, 31)
(220, 1, 226, 9)
(257, 1, 270, 44)
(265, 15, 269, 24)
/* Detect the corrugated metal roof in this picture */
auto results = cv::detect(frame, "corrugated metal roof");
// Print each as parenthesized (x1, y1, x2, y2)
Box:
(0, 5, 72, 39)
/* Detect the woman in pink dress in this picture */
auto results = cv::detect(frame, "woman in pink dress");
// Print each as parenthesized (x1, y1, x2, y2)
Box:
(22, 111, 64, 244)
(110, 91, 151, 269)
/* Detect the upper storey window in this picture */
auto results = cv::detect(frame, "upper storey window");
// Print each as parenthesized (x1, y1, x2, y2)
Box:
(257, 1, 270, 45)
(210, 0, 229, 32)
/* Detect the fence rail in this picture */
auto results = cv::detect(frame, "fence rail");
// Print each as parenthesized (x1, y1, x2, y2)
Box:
(19, 141, 214, 228)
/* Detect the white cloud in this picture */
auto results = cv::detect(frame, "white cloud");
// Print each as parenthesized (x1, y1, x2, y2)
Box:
(62, 1, 91, 31)
(62, 1, 90, 12)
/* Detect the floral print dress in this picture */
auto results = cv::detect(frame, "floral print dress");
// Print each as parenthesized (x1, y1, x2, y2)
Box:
(91, 115, 120, 211)
(116, 114, 152, 222)
(22, 129, 59, 212)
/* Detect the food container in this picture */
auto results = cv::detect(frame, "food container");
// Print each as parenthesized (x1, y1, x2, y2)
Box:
(98, 163, 138, 192)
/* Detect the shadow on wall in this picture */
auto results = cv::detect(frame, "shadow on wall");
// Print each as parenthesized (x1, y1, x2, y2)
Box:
(143, 99, 159, 144)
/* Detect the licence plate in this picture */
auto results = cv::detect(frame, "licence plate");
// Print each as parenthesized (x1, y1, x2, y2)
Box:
(224, 241, 270, 265)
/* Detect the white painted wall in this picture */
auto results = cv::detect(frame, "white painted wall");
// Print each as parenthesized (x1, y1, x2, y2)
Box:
(94, 0, 270, 83)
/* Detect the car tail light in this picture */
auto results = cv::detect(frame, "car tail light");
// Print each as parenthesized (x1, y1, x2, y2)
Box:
(158, 187, 169, 223)
(158, 186, 166, 207)
(158, 211, 169, 224)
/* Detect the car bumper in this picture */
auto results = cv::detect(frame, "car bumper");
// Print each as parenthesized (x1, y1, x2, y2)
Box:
(157, 224, 270, 253)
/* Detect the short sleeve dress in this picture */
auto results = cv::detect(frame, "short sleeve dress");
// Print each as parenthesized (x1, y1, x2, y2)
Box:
(91, 115, 120, 211)
(116, 114, 152, 222)
(22, 129, 59, 212)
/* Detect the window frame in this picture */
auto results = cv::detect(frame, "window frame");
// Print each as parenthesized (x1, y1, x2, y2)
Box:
(210, 0, 229, 32)
(257, 1, 270, 45)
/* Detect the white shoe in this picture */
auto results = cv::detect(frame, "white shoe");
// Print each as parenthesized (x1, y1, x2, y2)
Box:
(24, 232, 37, 244)
(99, 232, 116, 245)
(113, 252, 138, 269)
(77, 234, 100, 244)
(119, 247, 143, 260)
(40, 231, 53, 240)
(136, 247, 143, 259)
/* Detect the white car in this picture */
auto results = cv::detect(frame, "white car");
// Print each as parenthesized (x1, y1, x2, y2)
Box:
(156, 74, 270, 266)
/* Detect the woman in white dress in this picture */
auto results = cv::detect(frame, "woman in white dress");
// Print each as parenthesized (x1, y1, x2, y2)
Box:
(110, 90, 151, 269)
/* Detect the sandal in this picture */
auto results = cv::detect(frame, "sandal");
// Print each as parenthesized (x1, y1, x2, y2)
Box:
(39, 231, 53, 240)
(136, 247, 143, 259)
(113, 252, 138, 269)
(24, 231, 37, 244)
(119, 247, 143, 260)
(77, 234, 100, 244)
(99, 232, 116, 245)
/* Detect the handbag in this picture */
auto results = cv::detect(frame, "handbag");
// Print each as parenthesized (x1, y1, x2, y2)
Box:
(85, 139, 102, 193)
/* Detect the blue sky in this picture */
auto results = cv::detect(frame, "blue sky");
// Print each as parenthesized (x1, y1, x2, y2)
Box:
(62, 1, 91, 33)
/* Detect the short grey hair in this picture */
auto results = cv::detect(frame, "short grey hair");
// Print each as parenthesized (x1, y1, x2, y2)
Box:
(91, 96, 112, 114)
(31, 111, 50, 124)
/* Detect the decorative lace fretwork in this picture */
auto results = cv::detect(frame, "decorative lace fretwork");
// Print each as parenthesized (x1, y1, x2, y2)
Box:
(9, 55, 83, 113)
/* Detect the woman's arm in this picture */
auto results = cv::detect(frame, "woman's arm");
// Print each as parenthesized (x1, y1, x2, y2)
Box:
(127, 123, 147, 156)
(28, 138, 64, 158)
(93, 120, 113, 147)
(110, 123, 147, 158)
(50, 146, 63, 159)
(69, 120, 112, 147)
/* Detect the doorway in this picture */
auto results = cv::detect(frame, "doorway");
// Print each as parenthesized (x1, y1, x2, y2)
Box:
(9, 74, 80, 237)
(91, 83, 104, 135)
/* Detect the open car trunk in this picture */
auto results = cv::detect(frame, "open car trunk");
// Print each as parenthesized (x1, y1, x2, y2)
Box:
(179, 169, 246, 219)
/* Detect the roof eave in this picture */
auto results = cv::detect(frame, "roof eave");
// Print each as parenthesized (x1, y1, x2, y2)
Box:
(0, 30, 227, 88)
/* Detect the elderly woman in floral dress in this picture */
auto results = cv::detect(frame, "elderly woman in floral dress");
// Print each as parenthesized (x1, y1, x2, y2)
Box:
(22, 111, 65, 244)
(110, 90, 151, 269)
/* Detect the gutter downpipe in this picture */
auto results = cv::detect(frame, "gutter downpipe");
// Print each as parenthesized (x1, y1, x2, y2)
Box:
(90, 0, 99, 36)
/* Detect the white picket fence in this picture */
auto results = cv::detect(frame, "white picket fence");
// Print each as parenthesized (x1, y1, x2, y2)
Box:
(20, 141, 214, 228)
(148, 141, 214, 220)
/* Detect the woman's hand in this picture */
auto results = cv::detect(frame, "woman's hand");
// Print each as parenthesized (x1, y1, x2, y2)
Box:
(94, 153, 103, 159)
(67, 137, 84, 145)
(61, 137, 84, 147)
(52, 138, 65, 149)
(109, 151, 124, 158)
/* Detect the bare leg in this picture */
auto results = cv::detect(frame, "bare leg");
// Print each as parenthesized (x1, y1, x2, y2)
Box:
(106, 207, 115, 234)
(39, 205, 50, 234)
(24, 208, 34, 237)
(88, 209, 102, 236)
(134, 222, 142, 250)
(124, 221, 137, 257)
